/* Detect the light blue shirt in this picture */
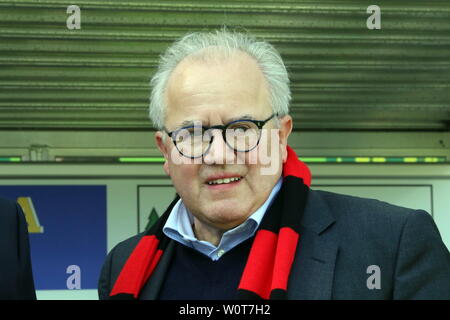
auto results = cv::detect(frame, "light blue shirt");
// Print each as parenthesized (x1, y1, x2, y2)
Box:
(163, 177, 283, 261)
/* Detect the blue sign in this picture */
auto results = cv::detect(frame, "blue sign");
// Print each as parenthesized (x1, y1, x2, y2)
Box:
(0, 185, 107, 290)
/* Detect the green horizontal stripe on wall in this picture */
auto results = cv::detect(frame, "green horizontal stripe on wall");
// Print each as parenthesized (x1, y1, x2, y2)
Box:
(300, 157, 446, 163)
(119, 157, 166, 163)
(0, 157, 22, 162)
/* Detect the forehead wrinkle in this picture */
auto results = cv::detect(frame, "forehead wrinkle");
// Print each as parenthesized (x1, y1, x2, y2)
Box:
(167, 50, 267, 98)
(164, 49, 272, 130)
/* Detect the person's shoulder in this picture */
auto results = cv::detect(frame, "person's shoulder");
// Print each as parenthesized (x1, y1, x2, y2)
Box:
(109, 232, 146, 259)
(307, 188, 438, 257)
(101, 232, 147, 282)
(309, 188, 426, 231)
(0, 197, 20, 225)
(98, 232, 148, 299)
(0, 197, 17, 212)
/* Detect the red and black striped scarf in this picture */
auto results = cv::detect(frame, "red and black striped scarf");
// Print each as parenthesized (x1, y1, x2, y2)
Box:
(109, 145, 311, 300)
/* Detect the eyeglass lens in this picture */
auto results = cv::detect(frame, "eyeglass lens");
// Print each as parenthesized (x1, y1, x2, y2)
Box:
(173, 120, 261, 157)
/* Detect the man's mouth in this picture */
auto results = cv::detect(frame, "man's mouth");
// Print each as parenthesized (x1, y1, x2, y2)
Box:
(206, 176, 243, 185)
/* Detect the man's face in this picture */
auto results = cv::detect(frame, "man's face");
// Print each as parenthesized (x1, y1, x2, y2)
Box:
(155, 50, 292, 231)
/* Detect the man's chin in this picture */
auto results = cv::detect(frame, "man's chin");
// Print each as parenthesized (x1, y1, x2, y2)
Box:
(204, 199, 243, 213)
(212, 218, 249, 232)
(206, 210, 250, 230)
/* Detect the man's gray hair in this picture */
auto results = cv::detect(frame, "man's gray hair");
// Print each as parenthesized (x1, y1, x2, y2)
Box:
(149, 28, 291, 130)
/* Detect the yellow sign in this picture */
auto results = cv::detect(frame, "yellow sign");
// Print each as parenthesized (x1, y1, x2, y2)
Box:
(17, 197, 44, 234)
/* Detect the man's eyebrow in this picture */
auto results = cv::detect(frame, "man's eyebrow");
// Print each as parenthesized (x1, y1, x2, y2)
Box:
(175, 114, 256, 128)
(178, 119, 197, 128)
(227, 114, 255, 122)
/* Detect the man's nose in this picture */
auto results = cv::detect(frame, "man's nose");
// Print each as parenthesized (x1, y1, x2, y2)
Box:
(202, 130, 236, 165)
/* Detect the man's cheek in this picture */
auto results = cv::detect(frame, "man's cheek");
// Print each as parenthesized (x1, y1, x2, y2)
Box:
(246, 149, 259, 165)
(257, 132, 280, 176)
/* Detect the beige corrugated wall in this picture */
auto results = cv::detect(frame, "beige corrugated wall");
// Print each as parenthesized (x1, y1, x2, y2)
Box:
(0, 0, 449, 130)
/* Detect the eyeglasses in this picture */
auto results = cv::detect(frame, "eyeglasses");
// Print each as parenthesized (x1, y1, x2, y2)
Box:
(163, 113, 278, 159)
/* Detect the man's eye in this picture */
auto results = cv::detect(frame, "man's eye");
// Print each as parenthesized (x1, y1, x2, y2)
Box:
(229, 123, 254, 133)
(234, 126, 249, 133)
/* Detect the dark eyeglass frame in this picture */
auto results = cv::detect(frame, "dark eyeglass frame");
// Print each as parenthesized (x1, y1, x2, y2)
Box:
(163, 113, 279, 159)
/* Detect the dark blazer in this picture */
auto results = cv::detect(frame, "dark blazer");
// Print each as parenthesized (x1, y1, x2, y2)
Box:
(98, 189, 450, 300)
(0, 197, 36, 300)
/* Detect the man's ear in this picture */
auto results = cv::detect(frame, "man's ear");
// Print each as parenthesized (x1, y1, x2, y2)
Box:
(155, 131, 170, 176)
(278, 115, 293, 163)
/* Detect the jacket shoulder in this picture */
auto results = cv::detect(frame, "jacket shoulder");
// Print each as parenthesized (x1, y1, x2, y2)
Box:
(0, 197, 36, 300)
(311, 188, 422, 226)
(110, 232, 146, 260)
(307, 189, 450, 299)
(98, 232, 145, 299)
(312, 189, 450, 299)
(0, 197, 25, 242)
(307, 188, 431, 265)
(0, 197, 19, 220)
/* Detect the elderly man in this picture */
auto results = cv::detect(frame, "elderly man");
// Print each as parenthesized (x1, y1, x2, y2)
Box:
(98, 29, 450, 300)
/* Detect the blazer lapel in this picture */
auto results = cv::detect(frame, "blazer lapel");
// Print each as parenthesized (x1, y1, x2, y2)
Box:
(288, 189, 339, 300)
(139, 239, 176, 300)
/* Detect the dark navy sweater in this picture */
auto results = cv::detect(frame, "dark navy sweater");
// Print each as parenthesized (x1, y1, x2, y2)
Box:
(158, 237, 254, 300)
